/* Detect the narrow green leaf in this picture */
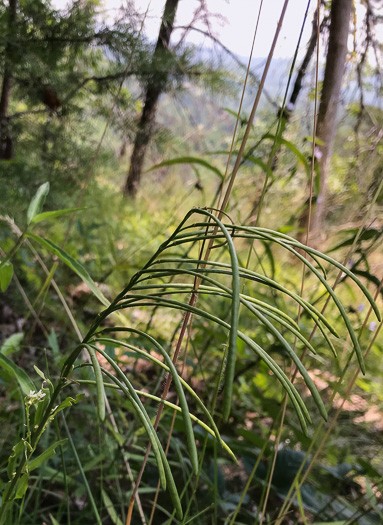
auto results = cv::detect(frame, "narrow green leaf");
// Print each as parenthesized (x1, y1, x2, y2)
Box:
(49, 514, 61, 525)
(193, 208, 240, 422)
(112, 298, 310, 433)
(91, 345, 183, 519)
(133, 389, 236, 462)
(86, 345, 167, 491)
(33, 365, 54, 392)
(0, 353, 35, 396)
(31, 207, 86, 225)
(264, 134, 310, 176)
(295, 480, 309, 525)
(101, 490, 124, 525)
(26, 233, 109, 306)
(94, 328, 227, 462)
(253, 226, 381, 322)
(61, 414, 102, 525)
(0, 262, 13, 292)
(312, 522, 347, 525)
(27, 182, 50, 224)
(28, 440, 67, 472)
(77, 377, 237, 463)
(86, 346, 106, 422)
(245, 155, 274, 181)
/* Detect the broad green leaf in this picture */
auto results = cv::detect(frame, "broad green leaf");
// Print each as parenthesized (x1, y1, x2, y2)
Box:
(27, 182, 50, 224)
(0, 353, 35, 396)
(28, 440, 67, 472)
(1, 332, 23, 356)
(47, 329, 59, 357)
(53, 394, 84, 415)
(7, 440, 24, 479)
(101, 490, 124, 525)
(15, 473, 29, 499)
(147, 156, 223, 180)
(26, 233, 109, 306)
(31, 207, 86, 225)
(49, 515, 60, 525)
(0, 262, 13, 292)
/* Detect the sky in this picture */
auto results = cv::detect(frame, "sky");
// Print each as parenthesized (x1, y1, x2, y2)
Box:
(52, 0, 321, 59)
(127, 0, 318, 59)
(52, 0, 381, 65)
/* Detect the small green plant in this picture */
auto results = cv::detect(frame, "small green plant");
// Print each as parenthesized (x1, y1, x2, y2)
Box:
(0, 183, 380, 523)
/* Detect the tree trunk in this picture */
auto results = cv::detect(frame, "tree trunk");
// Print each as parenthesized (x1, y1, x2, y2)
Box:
(288, 6, 319, 111)
(124, 0, 180, 196)
(270, 6, 328, 172)
(0, 0, 17, 160)
(311, 0, 352, 234)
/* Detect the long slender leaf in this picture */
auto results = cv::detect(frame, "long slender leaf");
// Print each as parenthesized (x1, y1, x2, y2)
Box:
(26, 233, 109, 307)
(31, 207, 86, 225)
(86, 346, 106, 422)
(93, 333, 229, 462)
(28, 440, 68, 472)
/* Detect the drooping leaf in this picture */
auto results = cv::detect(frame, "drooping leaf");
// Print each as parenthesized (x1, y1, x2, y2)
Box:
(349, 269, 383, 298)
(264, 133, 310, 177)
(27, 182, 50, 225)
(327, 228, 382, 253)
(26, 233, 109, 306)
(0, 353, 35, 396)
(244, 155, 274, 181)
(147, 156, 223, 180)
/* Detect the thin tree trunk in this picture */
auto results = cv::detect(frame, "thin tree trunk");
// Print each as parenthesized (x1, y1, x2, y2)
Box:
(289, 6, 319, 111)
(270, 6, 328, 172)
(124, 0, 180, 196)
(311, 0, 352, 234)
(0, 0, 17, 160)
